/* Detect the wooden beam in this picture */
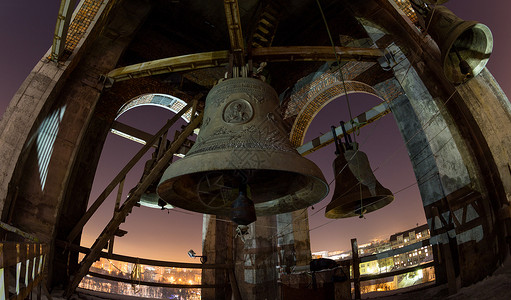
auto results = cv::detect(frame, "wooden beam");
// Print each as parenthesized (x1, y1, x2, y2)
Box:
(106, 50, 230, 82)
(65, 112, 204, 297)
(87, 271, 228, 289)
(110, 121, 155, 146)
(223, 0, 245, 66)
(297, 102, 391, 156)
(359, 239, 431, 263)
(56, 240, 232, 269)
(0, 221, 39, 242)
(351, 238, 361, 300)
(105, 46, 383, 84)
(66, 102, 194, 243)
(357, 261, 435, 281)
(251, 46, 383, 62)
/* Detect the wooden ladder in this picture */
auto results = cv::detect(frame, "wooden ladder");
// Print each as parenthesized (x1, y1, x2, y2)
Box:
(64, 109, 203, 297)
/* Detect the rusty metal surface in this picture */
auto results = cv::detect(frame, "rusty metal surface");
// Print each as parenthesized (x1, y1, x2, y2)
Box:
(158, 77, 329, 216)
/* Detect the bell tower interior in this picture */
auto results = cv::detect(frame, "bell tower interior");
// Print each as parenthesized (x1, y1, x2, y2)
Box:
(0, 0, 510, 299)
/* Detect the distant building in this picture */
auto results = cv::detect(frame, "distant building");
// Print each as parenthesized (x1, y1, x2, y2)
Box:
(390, 224, 432, 269)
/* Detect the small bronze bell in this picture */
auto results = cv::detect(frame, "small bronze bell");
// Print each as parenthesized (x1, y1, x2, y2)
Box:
(133, 156, 173, 210)
(325, 142, 394, 219)
(427, 6, 493, 84)
(157, 77, 328, 220)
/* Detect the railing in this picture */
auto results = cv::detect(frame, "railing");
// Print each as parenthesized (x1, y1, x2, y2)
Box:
(58, 241, 242, 300)
(282, 238, 436, 299)
(0, 242, 48, 300)
(347, 238, 435, 298)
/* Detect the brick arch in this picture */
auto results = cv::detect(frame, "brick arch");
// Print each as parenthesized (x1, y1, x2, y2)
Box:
(288, 80, 385, 147)
(116, 93, 193, 122)
(95, 76, 201, 121)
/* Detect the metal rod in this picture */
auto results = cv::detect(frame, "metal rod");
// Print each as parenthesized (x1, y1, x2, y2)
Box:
(331, 126, 342, 154)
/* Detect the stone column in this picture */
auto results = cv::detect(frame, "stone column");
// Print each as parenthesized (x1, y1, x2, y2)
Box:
(202, 215, 233, 300)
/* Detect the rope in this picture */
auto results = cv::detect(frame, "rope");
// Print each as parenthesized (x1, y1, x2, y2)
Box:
(315, 0, 356, 142)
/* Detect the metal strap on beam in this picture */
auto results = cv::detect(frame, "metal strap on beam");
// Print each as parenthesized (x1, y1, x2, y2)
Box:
(65, 111, 203, 297)
(51, 0, 77, 61)
(297, 102, 391, 156)
(66, 102, 194, 243)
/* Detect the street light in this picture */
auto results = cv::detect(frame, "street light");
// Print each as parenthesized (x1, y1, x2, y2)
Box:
(187, 249, 207, 264)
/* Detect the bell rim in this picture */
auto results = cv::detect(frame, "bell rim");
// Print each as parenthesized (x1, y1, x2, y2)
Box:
(157, 150, 329, 216)
(442, 22, 493, 83)
(325, 193, 394, 219)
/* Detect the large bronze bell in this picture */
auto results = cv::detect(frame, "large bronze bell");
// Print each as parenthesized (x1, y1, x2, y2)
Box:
(427, 6, 492, 84)
(325, 143, 394, 219)
(157, 77, 328, 221)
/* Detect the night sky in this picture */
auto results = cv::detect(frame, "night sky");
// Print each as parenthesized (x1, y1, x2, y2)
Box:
(0, 1, 509, 263)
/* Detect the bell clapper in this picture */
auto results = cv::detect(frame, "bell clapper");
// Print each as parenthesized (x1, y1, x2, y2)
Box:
(230, 182, 257, 226)
(331, 126, 343, 155)
(452, 46, 473, 78)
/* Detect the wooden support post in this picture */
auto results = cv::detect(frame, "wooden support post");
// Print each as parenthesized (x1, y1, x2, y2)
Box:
(1, 244, 9, 299)
(351, 238, 361, 300)
(64, 112, 203, 298)
(108, 176, 125, 257)
(223, 0, 245, 66)
(66, 102, 194, 243)
(228, 268, 242, 300)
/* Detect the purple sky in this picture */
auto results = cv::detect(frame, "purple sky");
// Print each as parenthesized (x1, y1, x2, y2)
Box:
(0, 1, 509, 262)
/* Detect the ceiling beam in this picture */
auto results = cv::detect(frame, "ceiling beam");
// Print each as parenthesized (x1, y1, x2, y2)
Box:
(110, 120, 156, 146)
(251, 46, 383, 62)
(105, 46, 383, 83)
(105, 50, 230, 83)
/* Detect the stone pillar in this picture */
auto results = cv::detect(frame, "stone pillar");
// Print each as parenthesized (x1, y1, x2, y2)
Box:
(202, 215, 234, 300)
(233, 216, 278, 300)
(363, 2, 511, 287)
(276, 209, 312, 275)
